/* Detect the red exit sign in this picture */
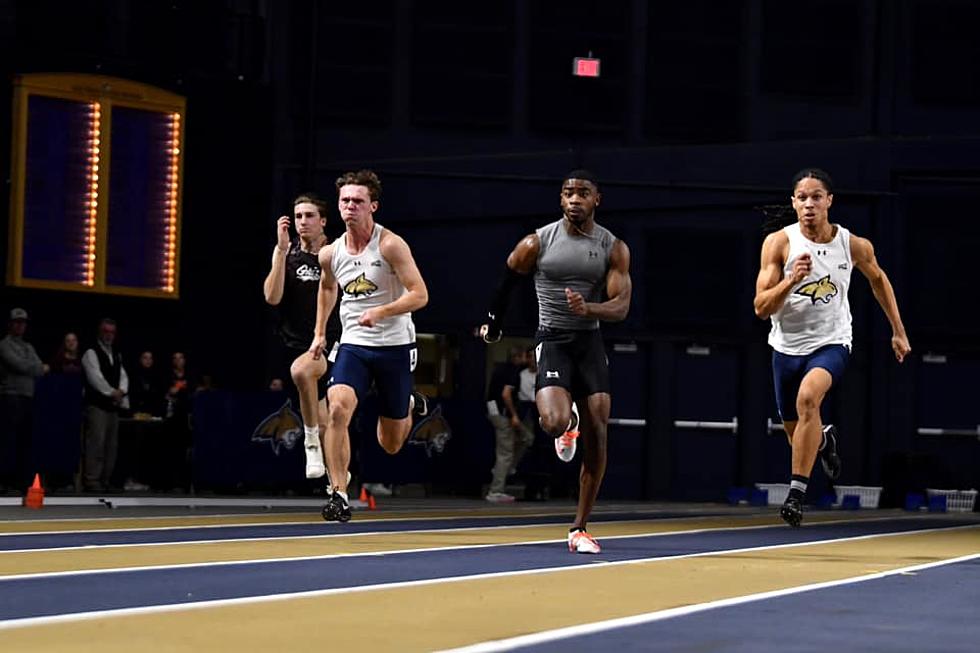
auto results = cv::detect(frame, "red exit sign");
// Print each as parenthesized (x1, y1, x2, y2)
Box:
(572, 57, 601, 78)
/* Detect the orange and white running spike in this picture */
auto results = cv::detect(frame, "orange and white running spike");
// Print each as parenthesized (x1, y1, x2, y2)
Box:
(555, 401, 580, 462)
(568, 529, 601, 554)
(555, 429, 578, 462)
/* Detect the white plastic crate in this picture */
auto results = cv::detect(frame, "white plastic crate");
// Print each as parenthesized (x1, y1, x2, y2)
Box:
(834, 485, 882, 509)
(755, 483, 789, 506)
(926, 489, 978, 513)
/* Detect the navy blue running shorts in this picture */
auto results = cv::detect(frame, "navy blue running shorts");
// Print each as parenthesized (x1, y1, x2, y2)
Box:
(771, 344, 849, 421)
(328, 342, 417, 419)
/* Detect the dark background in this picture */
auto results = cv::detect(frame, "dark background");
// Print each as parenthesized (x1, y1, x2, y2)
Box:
(1, 0, 978, 499)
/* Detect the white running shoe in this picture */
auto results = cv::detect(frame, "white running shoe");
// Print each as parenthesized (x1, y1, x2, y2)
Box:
(554, 401, 580, 462)
(568, 529, 601, 554)
(485, 491, 516, 503)
(305, 436, 326, 479)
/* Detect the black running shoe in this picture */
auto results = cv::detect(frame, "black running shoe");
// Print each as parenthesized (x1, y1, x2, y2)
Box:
(411, 390, 429, 418)
(780, 497, 803, 528)
(320, 492, 352, 523)
(819, 424, 842, 480)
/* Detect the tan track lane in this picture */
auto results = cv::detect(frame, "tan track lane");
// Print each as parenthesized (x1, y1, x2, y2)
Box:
(0, 508, 579, 534)
(0, 513, 887, 577)
(3, 526, 977, 652)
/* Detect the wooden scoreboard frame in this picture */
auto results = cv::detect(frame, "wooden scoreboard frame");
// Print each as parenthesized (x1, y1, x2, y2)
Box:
(7, 73, 186, 298)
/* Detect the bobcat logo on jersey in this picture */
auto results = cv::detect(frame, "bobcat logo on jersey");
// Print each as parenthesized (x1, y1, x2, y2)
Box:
(343, 272, 379, 297)
(795, 275, 839, 305)
(251, 399, 302, 454)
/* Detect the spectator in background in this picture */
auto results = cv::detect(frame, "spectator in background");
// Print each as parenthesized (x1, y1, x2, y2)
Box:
(517, 348, 537, 435)
(163, 351, 193, 491)
(484, 347, 534, 503)
(165, 352, 191, 419)
(120, 350, 161, 493)
(81, 318, 128, 492)
(49, 332, 82, 375)
(268, 377, 285, 392)
(129, 351, 163, 417)
(194, 373, 214, 394)
(0, 308, 47, 493)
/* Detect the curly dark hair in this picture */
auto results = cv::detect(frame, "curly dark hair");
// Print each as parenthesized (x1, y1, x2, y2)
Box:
(335, 170, 382, 201)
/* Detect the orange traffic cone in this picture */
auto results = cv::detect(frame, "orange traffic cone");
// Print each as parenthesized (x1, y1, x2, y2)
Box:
(368, 494, 377, 510)
(24, 474, 44, 509)
(359, 486, 369, 502)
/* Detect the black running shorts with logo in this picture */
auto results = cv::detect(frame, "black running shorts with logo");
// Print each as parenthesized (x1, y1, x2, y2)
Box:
(533, 328, 610, 399)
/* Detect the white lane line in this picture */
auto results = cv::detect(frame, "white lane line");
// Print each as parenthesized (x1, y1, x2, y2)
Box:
(0, 524, 975, 631)
(435, 551, 980, 653)
(0, 509, 653, 537)
(0, 513, 907, 554)
(0, 515, 910, 575)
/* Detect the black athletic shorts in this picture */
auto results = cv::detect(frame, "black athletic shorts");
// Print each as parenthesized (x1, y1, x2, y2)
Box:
(534, 328, 610, 399)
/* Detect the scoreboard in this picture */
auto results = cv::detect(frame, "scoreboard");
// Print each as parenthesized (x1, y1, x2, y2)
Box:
(7, 74, 185, 298)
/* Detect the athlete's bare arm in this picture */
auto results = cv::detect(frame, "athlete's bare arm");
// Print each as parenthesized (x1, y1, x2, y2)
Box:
(566, 239, 632, 321)
(262, 215, 292, 305)
(851, 235, 911, 362)
(753, 231, 811, 319)
(310, 243, 337, 359)
(357, 230, 428, 327)
(506, 233, 541, 274)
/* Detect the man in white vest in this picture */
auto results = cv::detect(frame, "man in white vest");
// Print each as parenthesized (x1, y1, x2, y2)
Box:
(754, 168, 911, 527)
(309, 170, 429, 522)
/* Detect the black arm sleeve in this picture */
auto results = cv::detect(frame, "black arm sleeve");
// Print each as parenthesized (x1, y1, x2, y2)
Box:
(485, 266, 525, 340)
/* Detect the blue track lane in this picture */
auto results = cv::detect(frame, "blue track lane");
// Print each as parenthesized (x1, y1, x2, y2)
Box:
(520, 557, 980, 653)
(0, 511, 718, 551)
(0, 517, 973, 622)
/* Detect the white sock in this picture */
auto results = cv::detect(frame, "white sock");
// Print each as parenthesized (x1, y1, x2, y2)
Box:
(304, 425, 319, 445)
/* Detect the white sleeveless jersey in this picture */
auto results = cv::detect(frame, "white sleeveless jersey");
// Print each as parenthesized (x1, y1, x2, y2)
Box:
(768, 222, 854, 355)
(330, 223, 416, 347)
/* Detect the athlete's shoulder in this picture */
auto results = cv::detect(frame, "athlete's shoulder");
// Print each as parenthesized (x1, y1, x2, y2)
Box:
(763, 228, 791, 247)
(536, 217, 564, 234)
(535, 218, 564, 246)
(378, 225, 410, 252)
(593, 221, 617, 248)
(317, 240, 337, 268)
(848, 232, 874, 260)
(760, 229, 790, 264)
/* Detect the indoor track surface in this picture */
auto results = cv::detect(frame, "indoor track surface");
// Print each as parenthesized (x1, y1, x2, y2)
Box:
(0, 500, 977, 652)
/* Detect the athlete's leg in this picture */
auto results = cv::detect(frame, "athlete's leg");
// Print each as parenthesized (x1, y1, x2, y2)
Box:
(291, 352, 328, 478)
(324, 384, 356, 494)
(572, 392, 610, 529)
(782, 420, 797, 447)
(316, 396, 349, 479)
(291, 352, 327, 427)
(317, 396, 328, 443)
(376, 415, 412, 454)
(792, 368, 833, 479)
(536, 386, 573, 437)
(374, 344, 420, 455)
